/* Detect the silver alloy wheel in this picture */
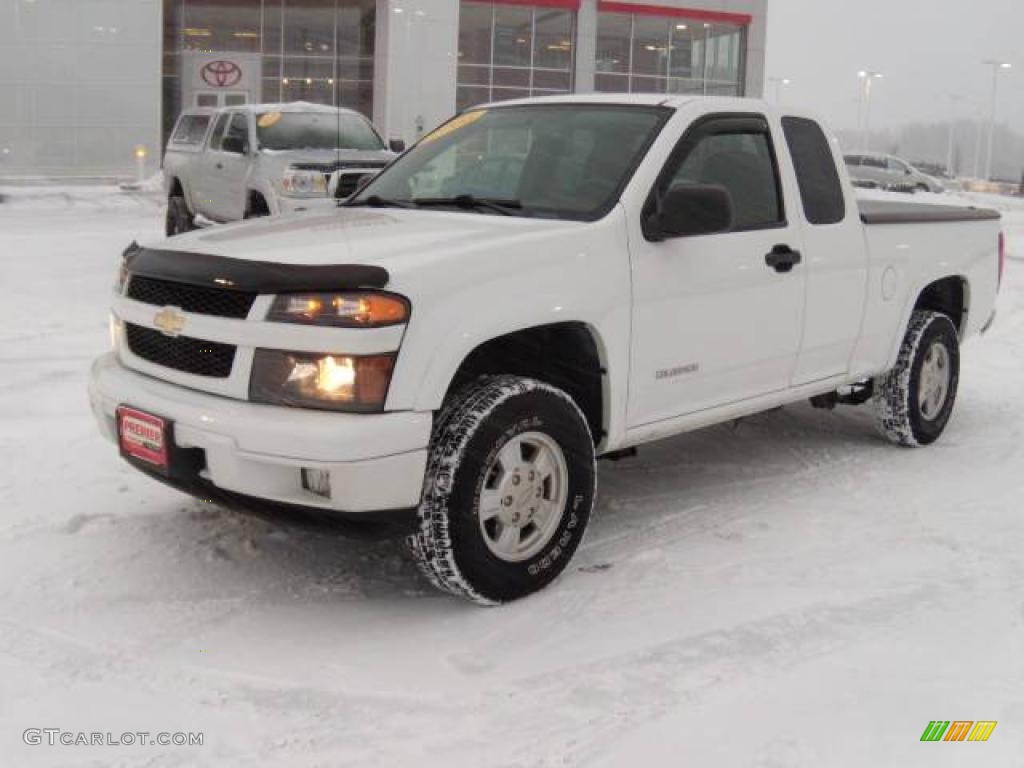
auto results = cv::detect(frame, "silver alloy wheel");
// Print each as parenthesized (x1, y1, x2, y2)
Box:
(477, 431, 569, 563)
(918, 341, 951, 421)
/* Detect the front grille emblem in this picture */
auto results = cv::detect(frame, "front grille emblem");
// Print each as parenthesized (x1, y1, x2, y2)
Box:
(154, 306, 186, 337)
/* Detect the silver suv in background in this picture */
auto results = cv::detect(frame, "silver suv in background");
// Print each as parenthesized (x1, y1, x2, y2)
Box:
(163, 102, 401, 235)
(843, 152, 946, 194)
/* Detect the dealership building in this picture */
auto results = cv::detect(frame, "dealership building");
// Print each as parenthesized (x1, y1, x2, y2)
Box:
(0, 0, 766, 179)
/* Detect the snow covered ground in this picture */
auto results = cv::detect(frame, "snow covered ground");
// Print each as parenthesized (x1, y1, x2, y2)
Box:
(1, 186, 1023, 767)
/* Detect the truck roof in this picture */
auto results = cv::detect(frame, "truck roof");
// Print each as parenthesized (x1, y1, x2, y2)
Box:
(472, 93, 769, 111)
(178, 101, 367, 119)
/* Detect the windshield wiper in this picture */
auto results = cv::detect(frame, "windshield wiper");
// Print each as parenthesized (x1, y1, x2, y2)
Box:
(348, 194, 415, 209)
(412, 195, 523, 216)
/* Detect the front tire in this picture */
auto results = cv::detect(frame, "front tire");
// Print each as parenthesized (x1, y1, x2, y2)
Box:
(165, 195, 196, 237)
(408, 376, 596, 605)
(873, 310, 960, 447)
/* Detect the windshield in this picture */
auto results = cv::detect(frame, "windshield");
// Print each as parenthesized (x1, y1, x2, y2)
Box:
(350, 105, 670, 220)
(256, 111, 385, 151)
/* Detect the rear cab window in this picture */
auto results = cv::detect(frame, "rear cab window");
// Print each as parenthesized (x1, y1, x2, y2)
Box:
(782, 116, 846, 226)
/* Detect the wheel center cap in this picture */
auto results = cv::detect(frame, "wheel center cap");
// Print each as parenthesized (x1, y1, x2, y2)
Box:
(499, 473, 542, 527)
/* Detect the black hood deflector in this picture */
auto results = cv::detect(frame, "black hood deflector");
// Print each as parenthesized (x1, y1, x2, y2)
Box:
(123, 242, 389, 293)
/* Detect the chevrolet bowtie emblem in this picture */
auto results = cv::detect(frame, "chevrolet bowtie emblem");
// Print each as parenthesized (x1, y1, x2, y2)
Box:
(154, 306, 186, 337)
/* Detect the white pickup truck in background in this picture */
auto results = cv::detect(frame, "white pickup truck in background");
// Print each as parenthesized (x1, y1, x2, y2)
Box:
(162, 102, 400, 236)
(92, 96, 1004, 605)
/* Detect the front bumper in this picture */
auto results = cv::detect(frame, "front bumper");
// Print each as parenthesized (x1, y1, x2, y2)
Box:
(89, 353, 431, 516)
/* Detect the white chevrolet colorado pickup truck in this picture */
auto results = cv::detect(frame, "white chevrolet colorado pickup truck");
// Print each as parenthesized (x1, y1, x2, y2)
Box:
(162, 102, 399, 236)
(91, 96, 1004, 605)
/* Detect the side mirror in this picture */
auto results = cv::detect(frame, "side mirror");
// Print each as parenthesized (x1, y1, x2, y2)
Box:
(647, 184, 734, 241)
(389, 139, 406, 153)
(222, 135, 248, 155)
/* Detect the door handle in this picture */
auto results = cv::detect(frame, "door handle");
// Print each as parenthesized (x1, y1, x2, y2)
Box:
(765, 244, 802, 274)
(215, 162, 224, 170)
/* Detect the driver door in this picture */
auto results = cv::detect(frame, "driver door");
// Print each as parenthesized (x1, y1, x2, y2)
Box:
(204, 111, 251, 221)
(627, 115, 807, 428)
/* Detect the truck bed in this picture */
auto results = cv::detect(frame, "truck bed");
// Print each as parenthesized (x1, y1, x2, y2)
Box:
(859, 198, 1001, 225)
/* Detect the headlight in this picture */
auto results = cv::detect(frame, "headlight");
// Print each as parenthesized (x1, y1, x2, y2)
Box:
(267, 292, 410, 327)
(116, 260, 129, 294)
(280, 168, 329, 198)
(249, 350, 396, 412)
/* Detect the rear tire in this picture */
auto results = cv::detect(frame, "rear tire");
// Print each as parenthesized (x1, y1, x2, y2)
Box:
(873, 310, 960, 447)
(165, 195, 196, 237)
(408, 375, 596, 605)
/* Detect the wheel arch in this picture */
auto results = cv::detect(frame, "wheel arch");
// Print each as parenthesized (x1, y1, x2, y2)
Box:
(914, 275, 969, 336)
(432, 321, 610, 449)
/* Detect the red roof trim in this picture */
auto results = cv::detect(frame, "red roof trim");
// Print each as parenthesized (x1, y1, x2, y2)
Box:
(488, 0, 582, 9)
(597, 1, 752, 26)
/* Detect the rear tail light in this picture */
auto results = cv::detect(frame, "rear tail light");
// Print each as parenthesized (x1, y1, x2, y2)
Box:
(998, 231, 1006, 291)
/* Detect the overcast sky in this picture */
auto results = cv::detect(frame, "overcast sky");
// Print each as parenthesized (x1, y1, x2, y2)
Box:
(765, 0, 1024, 133)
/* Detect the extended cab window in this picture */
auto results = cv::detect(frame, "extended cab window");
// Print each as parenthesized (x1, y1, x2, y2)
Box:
(782, 116, 846, 225)
(662, 118, 784, 232)
(171, 115, 211, 146)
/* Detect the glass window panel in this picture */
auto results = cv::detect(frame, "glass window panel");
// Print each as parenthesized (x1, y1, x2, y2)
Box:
(337, 57, 373, 81)
(532, 70, 570, 91)
(182, 0, 261, 52)
(456, 85, 491, 112)
(631, 16, 669, 77)
(706, 25, 741, 87)
(459, 2, 493, 66)
(595, 73, 629, 93)
(595, 13, 630, 74)
(493, 6, 532, 68)
(493, 67, 530, 89)
(263, 0, 283, 56)
(283, 0, 335, 56)
(668, 22, 699, 80)
(337, 0, 375, 58)
(282, 78, 335, 105)
(533, 10, 573, 71)
(262, 55, 282, 79)
(262, 77, 283, 103)
(164, 0, 182, 56)
(668, 77, 703, 94)
(630, 75, 665, 93)
(458, 64, 491, 86)
(283, 57, 335, 80)
(489, 87, 530, 104)
(337, 79, 373, 117)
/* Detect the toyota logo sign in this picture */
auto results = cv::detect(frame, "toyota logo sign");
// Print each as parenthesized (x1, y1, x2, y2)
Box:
(201, 60, 243, 88)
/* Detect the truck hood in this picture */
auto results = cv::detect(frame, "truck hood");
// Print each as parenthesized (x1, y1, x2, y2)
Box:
(155, 208, 585, 285)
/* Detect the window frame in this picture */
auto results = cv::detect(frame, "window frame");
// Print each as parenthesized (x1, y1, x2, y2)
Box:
(207, 112, 231, 151)
(643, 112, 788, 241)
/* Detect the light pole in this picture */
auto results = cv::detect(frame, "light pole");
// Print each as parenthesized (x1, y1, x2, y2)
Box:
(983, 60, 1012, 181)
(858, 71, 884, 151)
(767, 77, 792, 103)
(946, 94, 965, 179)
